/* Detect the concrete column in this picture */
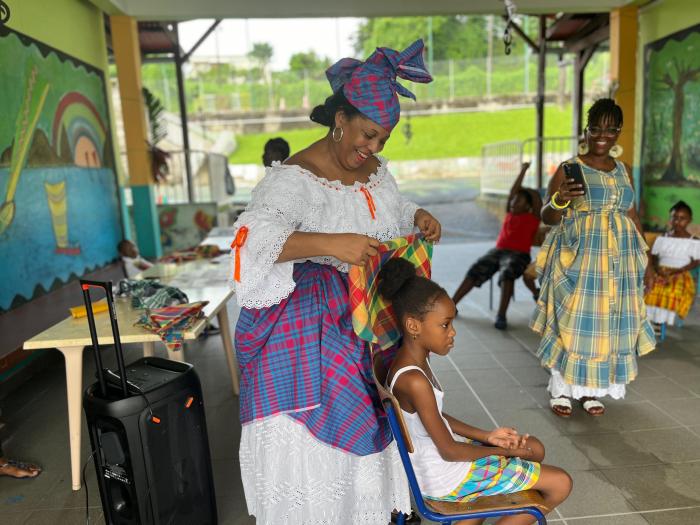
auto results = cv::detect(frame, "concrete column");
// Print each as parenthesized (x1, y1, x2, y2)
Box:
(110, 15, 162, 258)
(609, 5, 638, 169)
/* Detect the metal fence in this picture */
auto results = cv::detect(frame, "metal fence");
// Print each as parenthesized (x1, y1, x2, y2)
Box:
(140, 51, 611, 115)
(480, 136, 577, 194)
(122, 150, 234, 205)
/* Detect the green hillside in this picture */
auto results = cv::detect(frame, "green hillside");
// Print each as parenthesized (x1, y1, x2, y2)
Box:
(229, 105, 573, 164)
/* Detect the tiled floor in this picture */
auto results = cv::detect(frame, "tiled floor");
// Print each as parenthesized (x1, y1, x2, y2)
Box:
(2, 240, 700, 524)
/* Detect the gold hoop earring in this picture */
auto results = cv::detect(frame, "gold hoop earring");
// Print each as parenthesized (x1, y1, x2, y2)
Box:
(332, 126, 344, 143)
(609, 144, 623, 158)
(578, 142, 589, 156)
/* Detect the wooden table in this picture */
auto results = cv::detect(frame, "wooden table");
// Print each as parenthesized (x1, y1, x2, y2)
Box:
(23, 259, 239, 491)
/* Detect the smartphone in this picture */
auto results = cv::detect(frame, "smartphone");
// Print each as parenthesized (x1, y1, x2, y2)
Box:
(563, 162, 586, 194)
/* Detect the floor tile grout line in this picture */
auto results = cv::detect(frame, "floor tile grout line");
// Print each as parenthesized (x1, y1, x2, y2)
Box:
(636, 360, 700, 400)
(634, 362, 700, 438)
(545, 503, 700, 522)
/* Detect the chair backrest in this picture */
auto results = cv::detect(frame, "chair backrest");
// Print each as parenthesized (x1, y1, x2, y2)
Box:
(371, 351, 414, 453)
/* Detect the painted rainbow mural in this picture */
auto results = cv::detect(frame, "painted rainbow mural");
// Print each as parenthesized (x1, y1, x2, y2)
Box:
(52, 91, 106, 167)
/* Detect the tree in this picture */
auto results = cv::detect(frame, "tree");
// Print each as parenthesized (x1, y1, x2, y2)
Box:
(289, 51, 331, 77)
(658, 58, 700, 183)
(354, 16, 510, 61)
(248, 42, 274, 69)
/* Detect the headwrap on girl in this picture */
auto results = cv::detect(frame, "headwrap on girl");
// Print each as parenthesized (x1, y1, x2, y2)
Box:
(325, 39, 433, 131)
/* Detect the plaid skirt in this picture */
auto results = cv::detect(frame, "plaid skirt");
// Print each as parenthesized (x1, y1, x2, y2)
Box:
(428, 446, 540, 503)
(644, 268, 696, 320)
(235, 262, 392, 456)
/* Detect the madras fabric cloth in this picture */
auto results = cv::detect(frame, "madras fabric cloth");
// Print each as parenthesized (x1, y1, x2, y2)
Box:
(326, 39, 432, 131)
(117, 279, 189, 310)
(531, 159, 656, 388)
(645, 268, 696, 319)
(235, 262, 393, 456)
(349, 234, 433, 349)
(428, 443, 541, 503)
(136, 301, 208, 351)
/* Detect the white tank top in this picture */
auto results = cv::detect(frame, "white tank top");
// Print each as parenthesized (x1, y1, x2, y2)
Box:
(389, 363, 472, 497)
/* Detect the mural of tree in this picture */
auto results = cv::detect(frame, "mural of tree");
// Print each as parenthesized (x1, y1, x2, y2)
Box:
(658, 58, 700, 182)
(641, 25, 700, 187)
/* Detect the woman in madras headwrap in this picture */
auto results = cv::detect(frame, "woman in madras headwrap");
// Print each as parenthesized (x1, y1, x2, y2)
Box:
(231, 40, 441, 524)
(532, 98, 656, 418)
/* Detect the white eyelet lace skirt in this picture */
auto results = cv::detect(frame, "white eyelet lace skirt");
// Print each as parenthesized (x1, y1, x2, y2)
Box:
(239, 414, 410, 525)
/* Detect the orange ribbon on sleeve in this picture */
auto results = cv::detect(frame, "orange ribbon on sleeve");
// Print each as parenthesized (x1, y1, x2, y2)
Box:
(231, 226, 249, 282)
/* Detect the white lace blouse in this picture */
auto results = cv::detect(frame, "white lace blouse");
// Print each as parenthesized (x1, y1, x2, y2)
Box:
(231, 156, 419, 309)
(651, 235, 700, 269)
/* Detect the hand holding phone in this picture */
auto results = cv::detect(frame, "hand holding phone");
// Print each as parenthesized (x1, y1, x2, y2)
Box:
(562, 162, 586, 196)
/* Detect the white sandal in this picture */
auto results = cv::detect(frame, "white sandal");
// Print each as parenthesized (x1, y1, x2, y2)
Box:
(549, 397, 572, 418)
(581, 398, 605, 416)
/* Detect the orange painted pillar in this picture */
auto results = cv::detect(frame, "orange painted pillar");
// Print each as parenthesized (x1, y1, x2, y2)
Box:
(609, 5, 638, 169)
(110, 15, 161, 258)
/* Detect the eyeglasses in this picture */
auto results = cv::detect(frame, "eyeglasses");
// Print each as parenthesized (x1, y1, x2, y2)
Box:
(587, 126, 621, 137)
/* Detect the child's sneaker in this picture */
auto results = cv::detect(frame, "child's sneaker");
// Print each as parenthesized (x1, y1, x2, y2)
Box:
(494, 315, 507, 330)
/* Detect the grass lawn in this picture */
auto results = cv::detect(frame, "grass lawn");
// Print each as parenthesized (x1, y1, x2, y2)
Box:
(229, 105, 573, 164)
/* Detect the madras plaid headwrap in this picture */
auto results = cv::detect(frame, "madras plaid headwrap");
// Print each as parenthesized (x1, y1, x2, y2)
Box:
(136, 301, 208, 351)
(235, 262, 393, 456)
(326, 39, 433, 131)
(349, 234, 433, 349)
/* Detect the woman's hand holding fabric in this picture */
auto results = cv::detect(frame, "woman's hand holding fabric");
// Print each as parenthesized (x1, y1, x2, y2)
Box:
(330, 233, 380, 266)
(415, 209, 442, 242)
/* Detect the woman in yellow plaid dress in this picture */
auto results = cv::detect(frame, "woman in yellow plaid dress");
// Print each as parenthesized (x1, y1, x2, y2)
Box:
(645, 201, 700, 329)
(531, 99, 656, 417)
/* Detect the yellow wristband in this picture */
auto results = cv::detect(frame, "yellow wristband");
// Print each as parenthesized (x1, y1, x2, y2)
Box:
(550, 191, 570, 210)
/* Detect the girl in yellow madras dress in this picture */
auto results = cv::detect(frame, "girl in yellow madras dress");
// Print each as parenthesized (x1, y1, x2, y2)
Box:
(531, 99, 656, 418)
(645, 200, 700, 329)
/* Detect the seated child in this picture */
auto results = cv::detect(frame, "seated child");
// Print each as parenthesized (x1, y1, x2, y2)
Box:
(645, 200, 700, 329)
(452, 162, 541, 329)
(379, 258, 572, 522)
(118, 239, 153, 279)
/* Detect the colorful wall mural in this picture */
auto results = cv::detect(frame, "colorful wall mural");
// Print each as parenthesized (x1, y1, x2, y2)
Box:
(0, 25, 121, 312)
(640, 22, 700, 231)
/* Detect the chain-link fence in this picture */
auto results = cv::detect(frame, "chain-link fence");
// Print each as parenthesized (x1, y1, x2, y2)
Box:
(137, 51, 611, 115)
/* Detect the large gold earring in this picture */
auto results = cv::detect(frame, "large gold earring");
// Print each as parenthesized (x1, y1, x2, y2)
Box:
(332, 126, 344, 143)
(609, 144, 623, 158)
(578, 142, 589, 155)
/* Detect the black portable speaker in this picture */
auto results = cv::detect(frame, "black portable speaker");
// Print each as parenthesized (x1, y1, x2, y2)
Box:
(80, 280, 217, 524)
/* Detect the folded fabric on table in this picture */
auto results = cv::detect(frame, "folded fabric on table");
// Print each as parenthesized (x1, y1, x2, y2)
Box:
(117, 279, 189, 309)
(135, 301, 209, 351)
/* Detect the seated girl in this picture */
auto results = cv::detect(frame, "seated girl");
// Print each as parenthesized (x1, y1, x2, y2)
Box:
(645, 200, 700, 329)
(378, 258, 571, 524)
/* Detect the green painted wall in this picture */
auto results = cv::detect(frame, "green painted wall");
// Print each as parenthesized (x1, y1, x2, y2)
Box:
(5, 0, 108, 70)
(635, 0, 700, 230)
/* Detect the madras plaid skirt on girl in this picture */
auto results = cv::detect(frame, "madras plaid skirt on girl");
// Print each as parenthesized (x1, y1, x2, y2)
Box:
(428, 440, 540, 503)
(235, 261, 392, 456)
(644, 268, 696, 320)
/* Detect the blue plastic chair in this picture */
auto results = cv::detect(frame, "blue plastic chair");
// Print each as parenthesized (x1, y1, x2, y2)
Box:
(372, 354, 548, 525)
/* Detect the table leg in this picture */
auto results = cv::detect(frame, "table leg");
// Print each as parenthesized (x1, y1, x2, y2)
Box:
(57, 345, 85, 491)
(142, 341, 155, 357)
(217, 306, 239, 396)
(166, 345, 186, 362)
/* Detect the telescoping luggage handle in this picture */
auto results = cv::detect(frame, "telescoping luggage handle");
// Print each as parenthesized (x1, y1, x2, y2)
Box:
(80, 280, 129, 398)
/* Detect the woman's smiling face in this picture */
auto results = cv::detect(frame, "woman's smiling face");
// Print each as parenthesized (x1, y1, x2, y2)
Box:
(333, 111, 391, 170)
